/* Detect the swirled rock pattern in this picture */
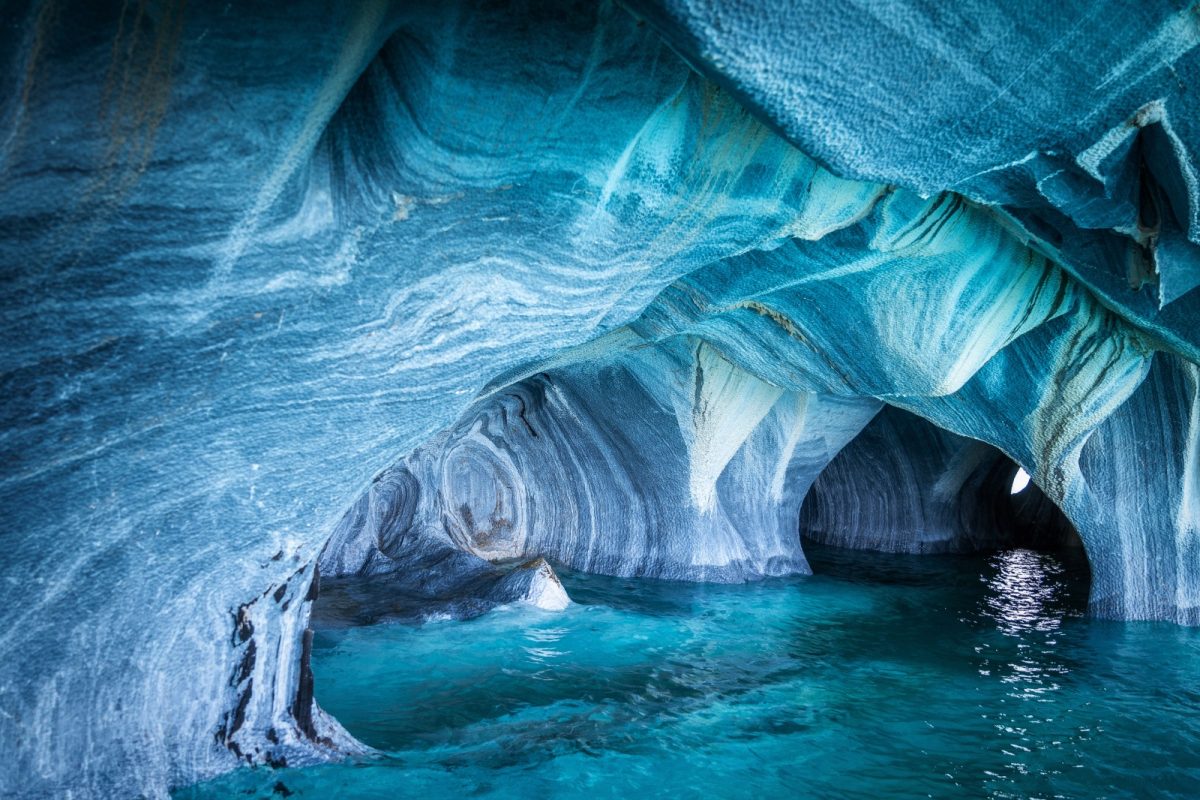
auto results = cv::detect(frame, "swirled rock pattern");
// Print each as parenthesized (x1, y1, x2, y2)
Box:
(1, 0, 1199, 797)
(321, 339, 880, 584)
(627, 0, 1200, 329)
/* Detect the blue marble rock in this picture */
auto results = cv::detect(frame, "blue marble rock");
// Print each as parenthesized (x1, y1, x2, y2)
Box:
(627, 0, 1200, 326)
(0, 0, 1197, 797)
(320, 338, 879, 585)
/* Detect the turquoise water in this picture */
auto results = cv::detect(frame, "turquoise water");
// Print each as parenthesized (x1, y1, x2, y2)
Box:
(178, 546, 1200, 799)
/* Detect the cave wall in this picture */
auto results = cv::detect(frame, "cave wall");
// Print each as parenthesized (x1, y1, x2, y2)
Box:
(0, 0, 1198, 796)
(322, 338, 880, 583)
(1074, 353, 1200, 623)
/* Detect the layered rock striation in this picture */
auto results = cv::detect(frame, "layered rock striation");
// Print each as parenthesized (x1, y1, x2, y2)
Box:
(1, 0, 1198, 797)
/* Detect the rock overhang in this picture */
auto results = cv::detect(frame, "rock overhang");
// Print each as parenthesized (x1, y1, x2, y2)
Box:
(1, 1, 1198, 797)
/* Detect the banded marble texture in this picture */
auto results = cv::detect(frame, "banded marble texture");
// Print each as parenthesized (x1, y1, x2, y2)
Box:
(321, 339, 880, 585)
(0, 0, 1198, 797)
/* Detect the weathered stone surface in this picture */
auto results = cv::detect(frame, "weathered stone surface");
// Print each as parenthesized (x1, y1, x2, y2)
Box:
(1, 1, 1198, 797)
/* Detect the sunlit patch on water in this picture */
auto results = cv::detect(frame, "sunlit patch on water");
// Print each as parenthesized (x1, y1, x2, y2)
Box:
(177, 546, 1200, 799)
(985, 548, 1068, 635)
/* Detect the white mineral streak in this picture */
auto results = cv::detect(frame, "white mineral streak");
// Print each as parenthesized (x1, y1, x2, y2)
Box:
(684, 342, 784, 513)
(4, 1, 1200, 798)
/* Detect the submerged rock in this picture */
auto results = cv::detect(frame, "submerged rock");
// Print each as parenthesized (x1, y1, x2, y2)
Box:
(487, 558, 571, 612)
(314, 551, 570, 626)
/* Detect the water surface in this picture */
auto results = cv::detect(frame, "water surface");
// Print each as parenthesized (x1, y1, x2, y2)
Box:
(178, 546, 1200, 799)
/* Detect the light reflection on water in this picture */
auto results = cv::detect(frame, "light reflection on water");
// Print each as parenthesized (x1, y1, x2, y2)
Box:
(984, 548, 1066, 635)
(177, 545, 1200, 800)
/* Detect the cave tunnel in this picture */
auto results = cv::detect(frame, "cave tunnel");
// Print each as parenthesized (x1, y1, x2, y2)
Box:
(313, 377, 1094, 617)
(799, 404, 1085, 557)
(311, 340, 1096, 620)
(299, 331, 1112, 729)
(298, 350, 1110, 796)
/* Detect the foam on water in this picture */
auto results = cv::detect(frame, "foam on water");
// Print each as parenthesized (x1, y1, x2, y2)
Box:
(176, 546, 1200, 799)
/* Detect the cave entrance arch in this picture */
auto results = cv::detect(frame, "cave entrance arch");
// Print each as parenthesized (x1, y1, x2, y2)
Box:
(798, 404, 1088, 568)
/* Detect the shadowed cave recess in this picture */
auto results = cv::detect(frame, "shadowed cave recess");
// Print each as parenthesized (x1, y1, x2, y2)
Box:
(1, 0, 1200, 797)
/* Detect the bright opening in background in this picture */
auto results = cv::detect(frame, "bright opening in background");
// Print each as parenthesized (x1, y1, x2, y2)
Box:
(1011, 467, 1031, 494)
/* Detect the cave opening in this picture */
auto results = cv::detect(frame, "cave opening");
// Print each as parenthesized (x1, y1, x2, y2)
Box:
(213, 358, 1200, 800)
(294, 396, 1121, 800)
(797, 404, 1091, 606)
(799, 406, 1086, 555)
